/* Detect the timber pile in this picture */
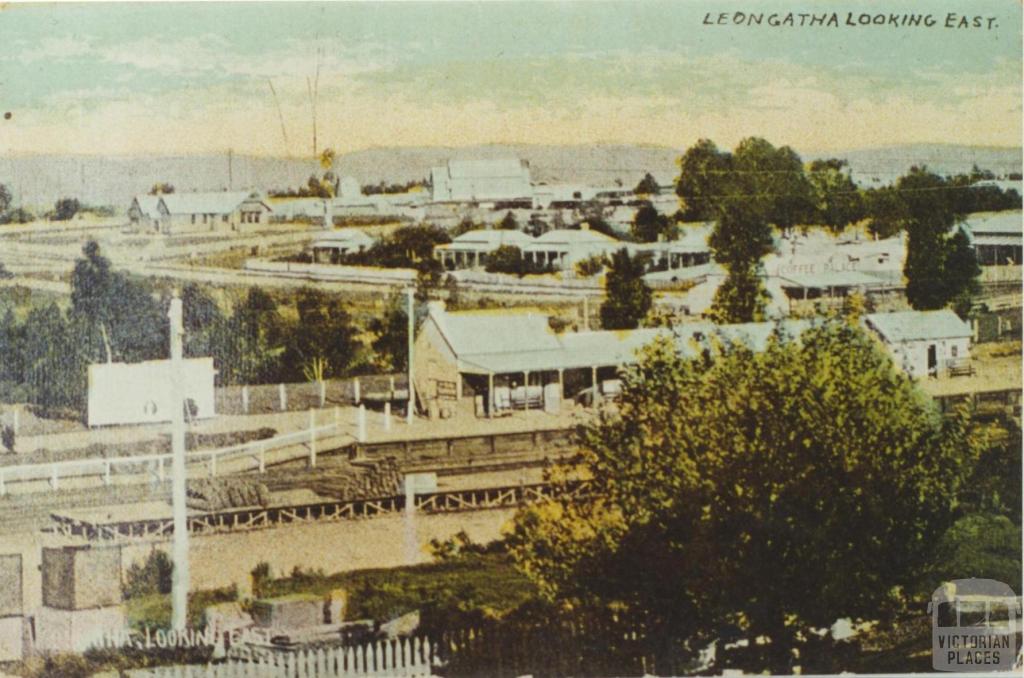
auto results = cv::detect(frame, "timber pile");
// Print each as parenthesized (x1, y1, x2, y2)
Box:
(187, 477, 271, 511)
(310, 457, 402, 500)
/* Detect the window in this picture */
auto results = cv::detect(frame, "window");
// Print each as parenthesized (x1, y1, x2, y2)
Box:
(191, 214, 196, 225)
(951, 345, 958, 358)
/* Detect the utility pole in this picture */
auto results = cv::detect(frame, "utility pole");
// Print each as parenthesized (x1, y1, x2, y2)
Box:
(168, 293, 190, 631)
(227, 148, 234, 191)
(406, 287, 415, 424)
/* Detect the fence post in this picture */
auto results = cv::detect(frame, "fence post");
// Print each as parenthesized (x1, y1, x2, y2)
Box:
(50, 465, 58, 490)
(103, 462, 111, 486)
(357, 404, 367, 443)
(384, 401, 392, 432)
(308, 409, 317, 468)
(210, 453, 217, 478)
(258, 443, 266, 474)
(242, 385, 249, 414)
(279, 383, 287, 411)
(12, 409, 18, 435)
(158, 457, 165, 481)
(354, 377, 361, 404)
(389, 376, 396, 399)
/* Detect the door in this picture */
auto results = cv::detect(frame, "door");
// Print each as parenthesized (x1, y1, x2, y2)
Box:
(927, 344, 937, 376)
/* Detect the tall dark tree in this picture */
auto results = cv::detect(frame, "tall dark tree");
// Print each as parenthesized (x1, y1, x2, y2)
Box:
(600, 249, 652, 330)
(900, 168, 966, 310)
(369, 294, 410, 372)
(53, 197, 81, 221)
(179, 283, 224, 358)
(0, 184, 11, 215)
(498, 211, 519, 231)
(281, 287, 359, 381)
(863, 186, 905, 239)
(631, 204, 676, 243)
(675, 138, 730, 221)
(809, 158, 865, 233)
(944, 226, 982, 317)
(707, 264, 769, 324)
(634, 172, 661, 196)
(70, 241, 164, 363)
(213, 287, 285, 385)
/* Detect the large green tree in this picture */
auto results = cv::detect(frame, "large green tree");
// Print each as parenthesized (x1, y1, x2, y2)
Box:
(678, 137, 816, 322)
(281, 287, 359, 380)
(599, 249, 652, 330)
(631, 204, 676, 243)
(508, 320, 978, 673)
(809, 158, 865, 233)
(899, 168, 972, 310)
(70, 241, 165, 364)
(675, 138, 730, 221)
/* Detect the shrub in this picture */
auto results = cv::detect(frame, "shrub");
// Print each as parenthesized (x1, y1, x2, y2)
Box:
(124, 550, 173, 600)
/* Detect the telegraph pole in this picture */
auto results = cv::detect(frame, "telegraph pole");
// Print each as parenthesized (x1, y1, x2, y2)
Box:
(406, 287, 415, 424)
(168, 293, 190, 631)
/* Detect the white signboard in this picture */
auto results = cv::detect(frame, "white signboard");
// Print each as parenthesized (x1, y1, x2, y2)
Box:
(87, 358, 216, 427)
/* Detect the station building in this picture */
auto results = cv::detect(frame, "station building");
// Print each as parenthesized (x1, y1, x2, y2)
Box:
(413, 303, 976, 417)
(128, 191, 272, 234)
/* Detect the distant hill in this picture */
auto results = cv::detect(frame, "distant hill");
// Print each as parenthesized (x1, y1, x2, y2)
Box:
(1, 143, 1019, 209)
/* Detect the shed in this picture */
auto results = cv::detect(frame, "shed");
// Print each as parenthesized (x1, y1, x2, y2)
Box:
(863, 309, 972, 378)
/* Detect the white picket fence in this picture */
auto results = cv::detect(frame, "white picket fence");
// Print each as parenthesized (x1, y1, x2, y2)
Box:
(128, 636, 437, 678)
(0, 420, 346, 497)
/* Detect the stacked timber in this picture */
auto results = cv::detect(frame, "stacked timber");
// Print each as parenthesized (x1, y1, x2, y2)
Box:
(186, 477, 271, 511)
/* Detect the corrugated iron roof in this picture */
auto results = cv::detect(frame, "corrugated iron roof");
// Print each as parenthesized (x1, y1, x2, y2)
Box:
(964, 211, 1022, 236)
(864, 309, 971, 343)
(160, 191, 263, 215)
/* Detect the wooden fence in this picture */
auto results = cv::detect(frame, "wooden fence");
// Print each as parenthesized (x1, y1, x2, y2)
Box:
(127, 636, 436, 677)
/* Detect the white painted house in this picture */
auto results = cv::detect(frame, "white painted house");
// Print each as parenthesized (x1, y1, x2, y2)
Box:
(863, 309, 972, 379)
(127, 194, 164, 232)
(311, 228, 375, 263)
(523, 226, 623, 271)
(156, 191, 272, 234)
(434, 229, 535, 269)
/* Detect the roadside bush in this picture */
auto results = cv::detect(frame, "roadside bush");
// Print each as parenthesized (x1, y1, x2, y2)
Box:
(575, 254, 607, 277)
(124, 550, 173, 600)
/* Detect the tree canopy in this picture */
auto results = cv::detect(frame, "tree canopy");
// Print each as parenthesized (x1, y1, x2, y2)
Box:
(600, 249, 652, 330)
(634, 172, 661, 196)
(631, 203, 676, 243)
(508, 320, 979, 673)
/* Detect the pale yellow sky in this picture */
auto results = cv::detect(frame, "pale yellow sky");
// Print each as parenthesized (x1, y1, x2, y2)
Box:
(1, 2, 1021, 156)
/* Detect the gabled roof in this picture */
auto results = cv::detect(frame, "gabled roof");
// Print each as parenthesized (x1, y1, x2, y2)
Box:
(864, 310, 971, 343)
(442, 229, 534, 249)
(435, 309, 563, 357)
(779, 270, 890, 289)
(131, 194, 163, 219)
(311, 228, 374, 248)
(160, 191, 269, 215)
(426, 303, 814, 375)
(964, 211, 1022, 237)
(528, 228, 620, 247)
